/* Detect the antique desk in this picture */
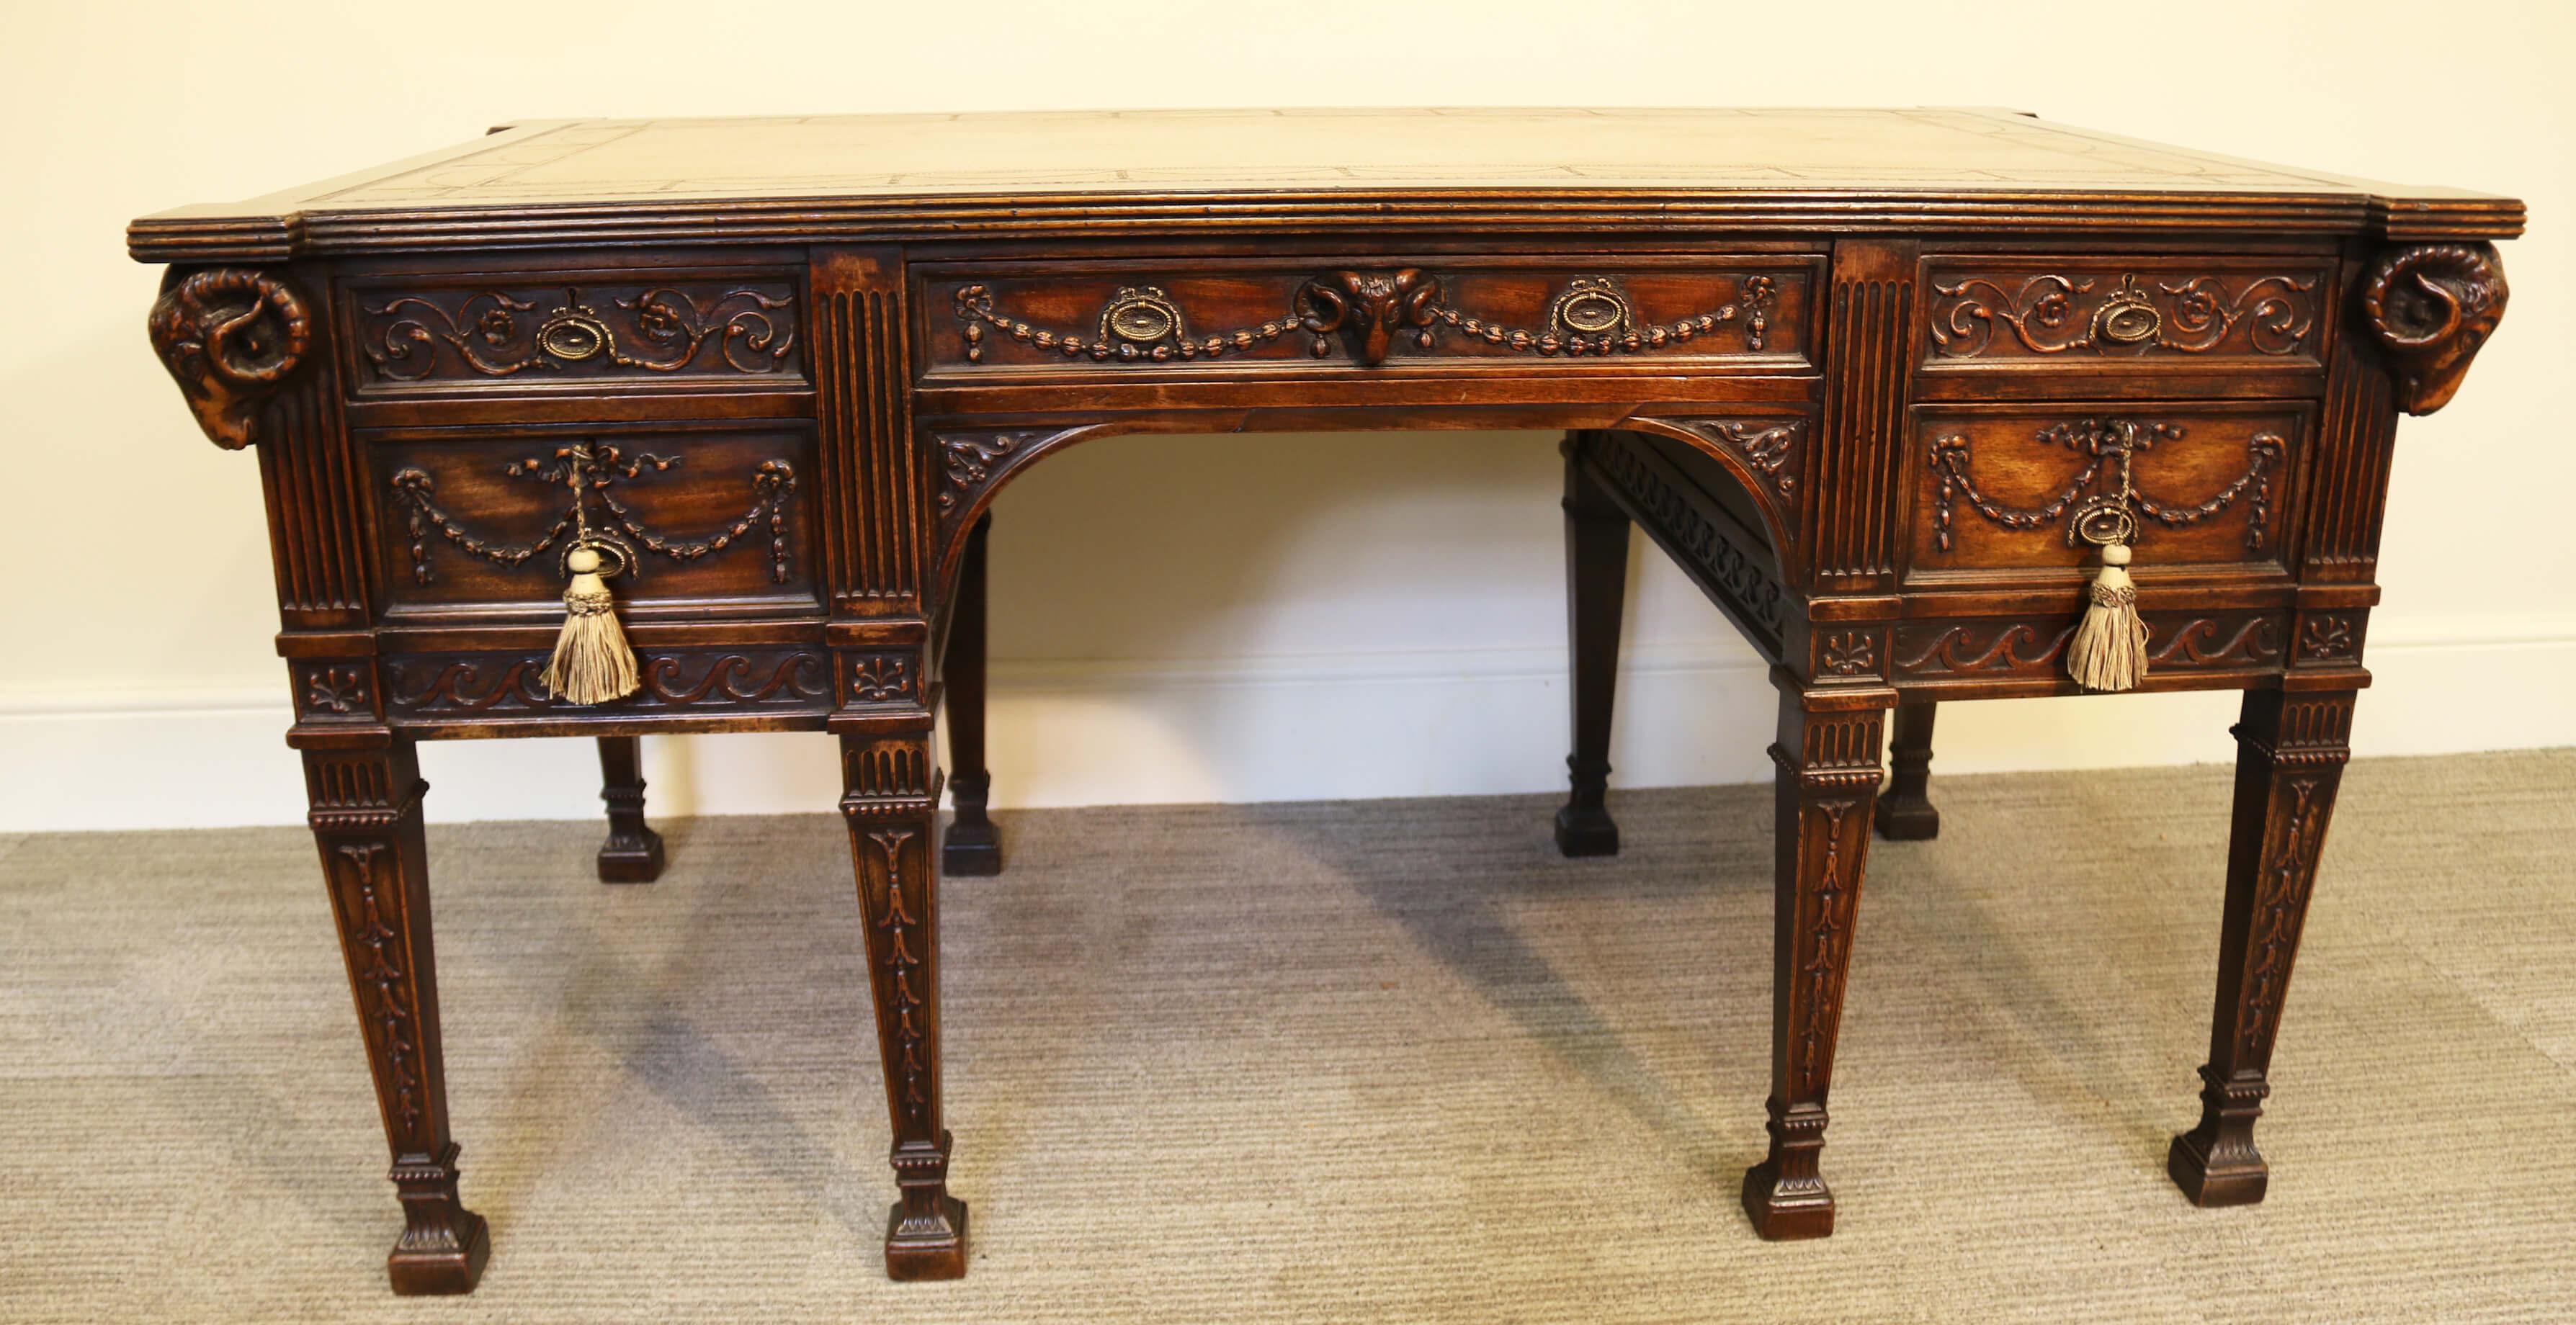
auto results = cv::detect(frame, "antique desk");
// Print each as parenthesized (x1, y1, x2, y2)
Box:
(129, 109, 2518, 1293)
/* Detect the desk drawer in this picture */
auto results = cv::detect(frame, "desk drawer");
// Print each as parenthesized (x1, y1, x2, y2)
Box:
(1920, 256, 2332, 374)
(365, 421, 820, 620)
(1908, 402, 2307, 585)
(342, 270, 806, 397)
(918, 257, 1817, 376)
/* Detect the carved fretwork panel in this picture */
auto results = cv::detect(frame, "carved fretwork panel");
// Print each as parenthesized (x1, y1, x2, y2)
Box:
(1809, 241, 1916, 593)
(1580, 431, 1789, 658)
(1627, 416, 1812, 554)
(815, 248, 923, 618)
(346, 278, 802, 389)
(1924, 260, 2329, 366)
(370, 425, 817, 617)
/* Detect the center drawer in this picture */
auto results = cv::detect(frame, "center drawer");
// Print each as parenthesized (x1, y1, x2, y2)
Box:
(913, 256, 1820, 378)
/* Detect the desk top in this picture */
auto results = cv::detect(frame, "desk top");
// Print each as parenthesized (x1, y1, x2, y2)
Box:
(128, 107, 2523, 261)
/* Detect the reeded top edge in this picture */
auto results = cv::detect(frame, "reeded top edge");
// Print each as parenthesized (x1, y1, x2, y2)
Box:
(127, 107, 2526, 261)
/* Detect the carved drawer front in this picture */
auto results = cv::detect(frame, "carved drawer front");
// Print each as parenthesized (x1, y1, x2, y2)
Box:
(1910, 403, 2306, 582)
(344, 273, 805, 395)
(366, 422, 819, 619)
(1920, 257, 2333, 373)
(918, 258, 1817, 375)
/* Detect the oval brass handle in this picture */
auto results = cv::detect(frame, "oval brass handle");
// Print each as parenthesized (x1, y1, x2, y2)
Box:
(2091, 289, 2162, 346)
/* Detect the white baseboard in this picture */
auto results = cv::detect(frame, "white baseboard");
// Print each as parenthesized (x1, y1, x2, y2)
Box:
(3, 616, 2569, 832)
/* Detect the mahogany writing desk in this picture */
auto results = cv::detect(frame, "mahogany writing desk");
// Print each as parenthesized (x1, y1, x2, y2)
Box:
(128, 108, 2518, 1293)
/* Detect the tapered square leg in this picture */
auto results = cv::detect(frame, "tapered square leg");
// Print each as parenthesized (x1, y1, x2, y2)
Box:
(1873, 701, 1940, 841)
(942, 514, 1002, 877)
(842, 727, 970, 1279)
(305, 741, 489, 1294)
(594, 735, 665, 883)
(1743, 683, 1889, 1240)
(2168, 688, 2353, 1208)
(1555, 434, 1630, 858)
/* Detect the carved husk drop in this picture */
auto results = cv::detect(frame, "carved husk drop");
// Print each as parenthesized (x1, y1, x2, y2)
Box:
(2067, 542, 2150, 693)
(542, 544, 640, 705)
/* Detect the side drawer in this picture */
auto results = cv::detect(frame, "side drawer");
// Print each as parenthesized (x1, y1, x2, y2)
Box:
(916, 256, 1820, 377)
(1907, 401, 2308, 586)
(341, 266, 807, 400)
(362, 420, 820, 621)
(1920, 256, 2333, 377)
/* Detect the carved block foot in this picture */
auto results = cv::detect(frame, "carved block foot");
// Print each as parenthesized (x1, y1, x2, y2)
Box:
(386, 1209, 491, 1295)
(884, 1195, 970, 1281)
(942, 819, 1002, 877)
(596, 826, 666, 884)
(1552, 803, 1621, 857)
(1871, 796, 1938, 841)
(2167, 1130, 2268, 1207)
(1740, 1160, 1835, 1240)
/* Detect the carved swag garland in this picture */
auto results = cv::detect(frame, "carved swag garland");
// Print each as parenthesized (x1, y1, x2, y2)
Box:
(955, 271, 1779, 367)
(1927, 417, 2284, 692)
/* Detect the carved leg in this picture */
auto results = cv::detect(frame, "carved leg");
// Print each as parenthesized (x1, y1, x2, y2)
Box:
(1555, 434, 1629, 857)
(1743, 685, 1889, 1240)
(1873, 701, 1941, 840)
(942, 514, 1001, 877)
(2169, 688, 2354, 1206)
(594, 735, 666, 883)
(841, 729, 969, 1279)
(305, 740, 489, 1294)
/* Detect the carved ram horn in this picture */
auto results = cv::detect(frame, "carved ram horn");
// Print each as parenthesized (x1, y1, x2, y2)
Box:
(1294, 269, 1440, 367)
(2359, 243, 2508, 416)
(146, 268, 313, 448)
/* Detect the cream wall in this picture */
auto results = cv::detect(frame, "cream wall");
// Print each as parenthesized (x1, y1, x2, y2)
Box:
(2, 1, 2570, 830)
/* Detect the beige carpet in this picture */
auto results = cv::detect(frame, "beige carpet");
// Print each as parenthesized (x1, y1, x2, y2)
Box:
(3, 750, 2572, 1324)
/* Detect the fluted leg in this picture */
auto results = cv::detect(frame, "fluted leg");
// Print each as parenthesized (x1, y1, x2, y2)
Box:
(841, 729, 968, 1279)
(942, 513, 1001, 877)
(594, 735, 665, 883)
(1743, 684, 1889, 1239)
(1873, 701, 1940, 840)
(305, 740, 489, 1294)
(1555, 433, 1629, 857)
(2169, 688, 2354, 1206)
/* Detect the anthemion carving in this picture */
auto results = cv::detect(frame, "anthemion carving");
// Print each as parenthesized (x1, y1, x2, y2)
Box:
(954, 272, 1780, 368)
(300, 665, 371, 716)
(147, 268, 313, 449)
(390, 442, 796, 585)
(2360, 243, 2510, 416)
(1928, 271, 2320, 358)
(848, 655, 913, 703)
(1928, 418, 2282, 554)
(361, 286, 796, 379)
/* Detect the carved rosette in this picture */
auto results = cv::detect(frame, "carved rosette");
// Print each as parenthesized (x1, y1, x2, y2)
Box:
(2361, 243, 2508, 416)
(147, 268, 313, 448)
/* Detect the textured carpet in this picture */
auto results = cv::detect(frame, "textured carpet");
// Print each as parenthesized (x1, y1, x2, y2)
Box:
(3, 750, 2572, 1324)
